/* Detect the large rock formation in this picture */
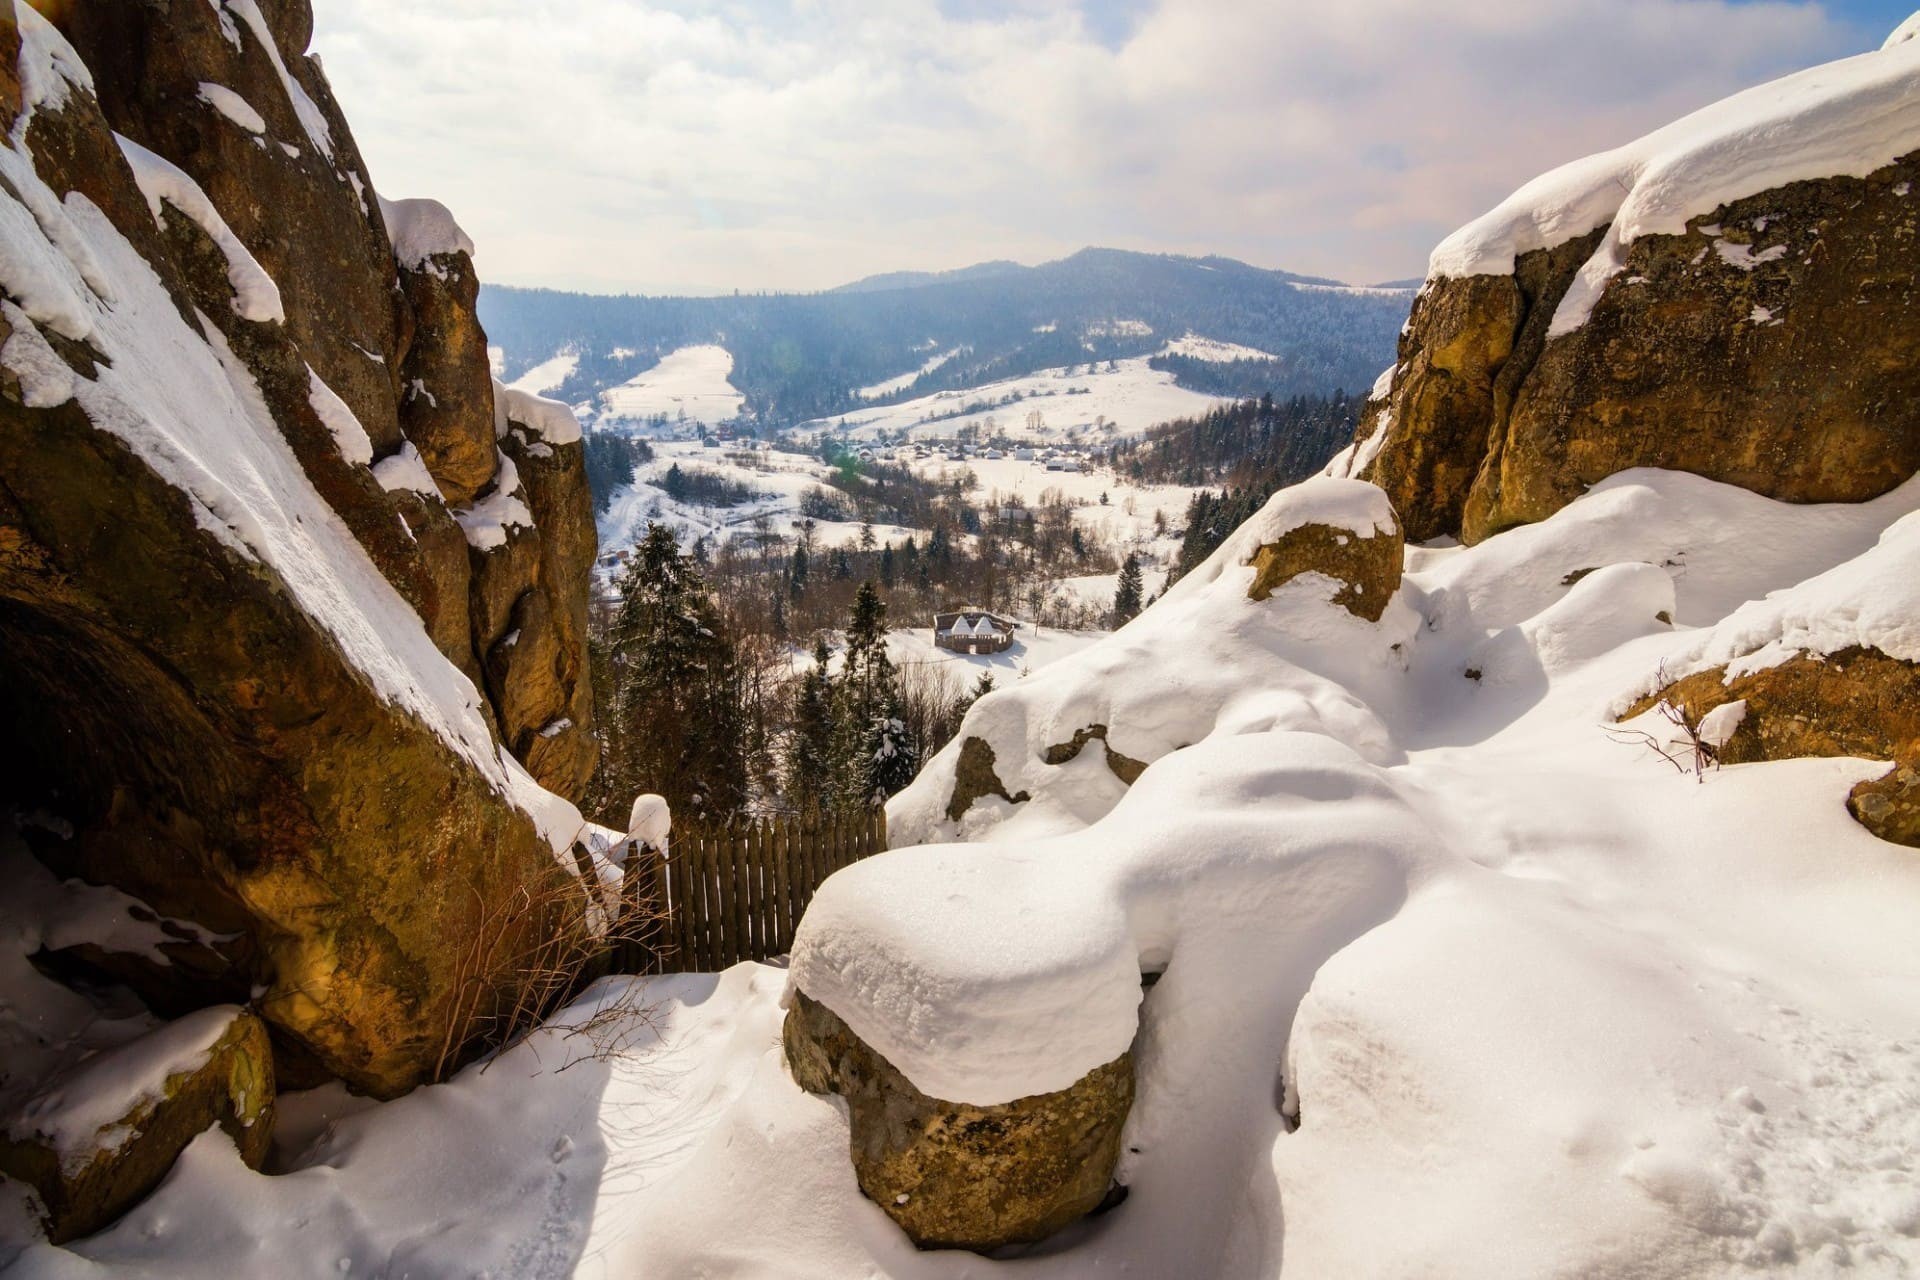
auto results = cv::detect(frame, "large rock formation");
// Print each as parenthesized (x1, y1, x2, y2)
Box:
(0, 2, 605, 1096)
(784, 991, 1133, 1252)
(1347, 32, 1920, 545)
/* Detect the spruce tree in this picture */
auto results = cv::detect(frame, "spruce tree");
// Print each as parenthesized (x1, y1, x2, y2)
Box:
(788, 544, 809, 602)
(1112, 553, 1144, 626)
(830, 582, 916, 811)
(602, 523, 748, 820)
(783, 638, 837, 811)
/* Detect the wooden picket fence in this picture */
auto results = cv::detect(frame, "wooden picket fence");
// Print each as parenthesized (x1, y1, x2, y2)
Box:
(622, 808, 887, 973)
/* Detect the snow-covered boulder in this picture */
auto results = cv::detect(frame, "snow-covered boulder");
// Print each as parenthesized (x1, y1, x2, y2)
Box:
(1619, 507, 1920, 845)
(783, 990, 1132, 1250)
(890, 477, 1413, 846)
(1245, 477, 1403, 620)
(1342, 28, 1920, 543)
(0, 1006, 273, 1242)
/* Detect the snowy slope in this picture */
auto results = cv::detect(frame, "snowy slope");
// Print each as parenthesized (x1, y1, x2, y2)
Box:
(811, 355, 1231, 444)
(594, 441, 929, 559)
(595, 344, 745, 427)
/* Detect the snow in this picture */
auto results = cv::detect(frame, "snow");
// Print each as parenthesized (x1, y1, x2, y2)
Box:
(16, 460, 1920, 1274)
(13, 1, 92, 118)
(305, 366, 372, 465)
(1246, 474, 1397, 544)
(114, 135, 285, 324)
(0, 833, 227, 972)
(627, 794, 672, 851)
(1289, 281, 1416, 298)
(194, 82, 265, 135)
(856, 346, 959, 399)
(496, 380, 583, 445)
(1636, 503, 1920, 690)
(369, 440, 441, 497)
(454, 450, 536, 550)
(6, 1007, 242, 1176)
(376, 194, 474, 270)
(596, 344, 744, 427)
(1083, 318, 1153, 338)
(1696, 699, 1748, 748)
(14, 15, 1920, 1272)
(813, 354, 1230, 444)
(507, 348, 578, 396)
(220, 0, 333, 161)
(1430, 28, 1920, 338)
(1157, 332, 1278, 362)
(595, 440, 928, 559)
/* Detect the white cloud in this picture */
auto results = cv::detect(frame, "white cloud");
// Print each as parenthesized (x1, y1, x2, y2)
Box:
(311, 0, 1861, 293)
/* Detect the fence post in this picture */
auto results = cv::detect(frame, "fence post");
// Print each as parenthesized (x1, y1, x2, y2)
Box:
(729, 822, 750, 968)
(771, 816, 790, 953)
(699, 830, 720, 971)
(747, 818, 765, 959)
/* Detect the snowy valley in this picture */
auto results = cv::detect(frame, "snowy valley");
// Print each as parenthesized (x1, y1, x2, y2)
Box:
(2, 3, 1920, 1280)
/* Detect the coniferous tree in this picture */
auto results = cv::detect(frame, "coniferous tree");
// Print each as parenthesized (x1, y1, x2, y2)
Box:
(783, 637, 837, 810)
(788, 544, 809, 602)
(601, 523, 748, 819)
(1112, 553, 1144, 626)
(830, 582, 916, 811)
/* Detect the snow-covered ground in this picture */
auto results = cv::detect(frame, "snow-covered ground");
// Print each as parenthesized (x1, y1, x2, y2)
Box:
(810, 354, 1231, 444)
(594, 441, 926, 560)
(596, 344, 745, 428)
(506, 348, 578, 396)
(1159, 332, 1280, 361)
(856, 346, 961, 399)
(19, 466, 1920, 1279)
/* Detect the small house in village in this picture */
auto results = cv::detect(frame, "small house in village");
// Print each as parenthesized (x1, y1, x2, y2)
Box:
(933, 608, 1016, 655)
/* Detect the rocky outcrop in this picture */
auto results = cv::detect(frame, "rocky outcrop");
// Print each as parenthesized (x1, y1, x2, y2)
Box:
(1356, 233, 1601, 542)
(392, 239, 497, 508)
(0, 1007, 274, 1243)
(1355, 148, 1919, 544)
(1041, 724, 1147, 786)
(0, 2, 604, 1096)
(1246, 507, 1403, 621)
(1626, 648, 1920, 847)
(784, 991, 1132, 1252)
(945, 736, 1030, 824)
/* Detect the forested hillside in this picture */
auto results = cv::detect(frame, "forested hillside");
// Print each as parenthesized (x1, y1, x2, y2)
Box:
(478, 248, 1408, 426)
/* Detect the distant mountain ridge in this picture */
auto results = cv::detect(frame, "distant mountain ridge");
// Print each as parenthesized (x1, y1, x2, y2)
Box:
(478, 247, 1411, 428)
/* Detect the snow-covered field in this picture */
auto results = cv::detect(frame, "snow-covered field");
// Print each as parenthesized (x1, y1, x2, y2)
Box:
(856, 346, 962, 399)
(813, 353, 1231, 444)
(594, 441, 926, 560)
(596, 441, 1202, 576)
(507, 347, 579, 396)
(596, 344, 745, 427)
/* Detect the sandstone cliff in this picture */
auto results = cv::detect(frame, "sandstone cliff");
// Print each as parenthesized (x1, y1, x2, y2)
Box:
(1343, 29, 1920, 546)
(0, 0, 608, 1099)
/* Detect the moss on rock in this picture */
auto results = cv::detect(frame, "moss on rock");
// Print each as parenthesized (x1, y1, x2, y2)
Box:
(783, 990, 1133, 1252)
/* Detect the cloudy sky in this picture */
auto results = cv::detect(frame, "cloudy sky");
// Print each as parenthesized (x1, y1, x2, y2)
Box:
(312, 0, 1909, 295)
